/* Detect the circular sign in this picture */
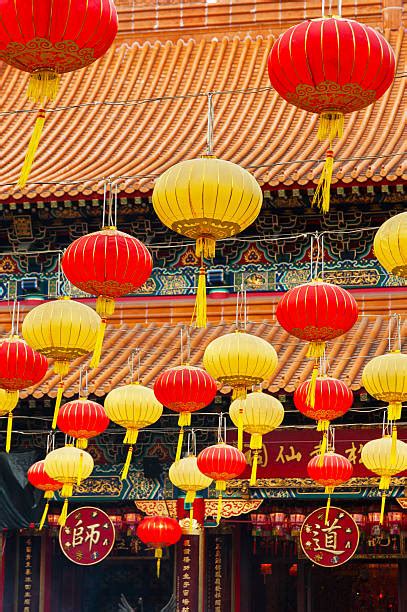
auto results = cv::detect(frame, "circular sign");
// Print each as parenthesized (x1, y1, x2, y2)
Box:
(59, 506, 115, 565)
(300, 506, 359, 567)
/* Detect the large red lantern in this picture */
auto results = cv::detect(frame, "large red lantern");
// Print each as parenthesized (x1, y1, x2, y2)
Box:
(154, 365, 217, 460)
(27, 460, 63, 530)
(136, 516, 182, 578)
(57, 398, 109, 449)
(0, 0, 118, 187)
(197, 443, 246, 523)
(268, 16, 395, 212)
(307, 452, 353, 523)
(62, 228, 152, 367)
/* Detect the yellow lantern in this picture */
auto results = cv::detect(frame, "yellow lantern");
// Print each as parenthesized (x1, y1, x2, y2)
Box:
(22, 297, 100, 427)
(361, 436, 407, 524)
(0, 389, 19, 453)
(203, 331, 278, 449)
(229, 391, 284, 485)
(104, 383, 163, 480)
(44, 445, 94, 526)
(169, 455, 213, 525)
(374, 212, 407, 277)
(362, 352, 407, 421)
(152, 156, 262, 327)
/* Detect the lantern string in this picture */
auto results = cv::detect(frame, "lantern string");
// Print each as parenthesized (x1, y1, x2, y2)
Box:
(79, 368, 89, 398)
(180, 326, 184, 365)
(206, 93, 215, 157)
(128, 349, 141, 383)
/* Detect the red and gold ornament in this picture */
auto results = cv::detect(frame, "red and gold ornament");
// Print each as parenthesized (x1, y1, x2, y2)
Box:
(307, 452, 353, 524)
(27, 460, 63, 530)
(57, 398, 109, 449)
(136, 516, 182, 578)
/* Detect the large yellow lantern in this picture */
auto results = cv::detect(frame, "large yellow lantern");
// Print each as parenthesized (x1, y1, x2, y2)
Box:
(362, 352, 407, 421)
(229, 391, 284, 484)
(361, 436, 407, 524)
(104, 383, 163, 480)
(22, 297, 100, 427)
(203, 331, 278, 449)
(374, 212, 407, 277)
(44, 445, 94, 525)
(0, 389, 19, 453)
(169, 455, 213, 524)
(152, 156, 262, 327)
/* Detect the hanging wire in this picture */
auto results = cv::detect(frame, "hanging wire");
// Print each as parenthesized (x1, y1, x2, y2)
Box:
(128, 349, 141, 383)
(79, 368, 89, 398)
(321, 234, 325, 280)
(206, 93, 215, 156)
(388, 313, 402, 352)
(46, 431, 55, 455)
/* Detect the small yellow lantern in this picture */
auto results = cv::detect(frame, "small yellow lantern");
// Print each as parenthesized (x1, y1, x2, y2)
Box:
(229, 391, 284, 485)
(374, 212, 407, 277)
(44, 445, 94, 525)
(361, 436, 407, 524)
(203, 332, 278, 449)
(169, 455, 213, 525)
(104, 383, 163, 480)
(0, 389, 19, 452)
(362, 352, 407, 421)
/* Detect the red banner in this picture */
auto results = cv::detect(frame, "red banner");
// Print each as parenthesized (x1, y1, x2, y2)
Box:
(237, 427, 407, 479)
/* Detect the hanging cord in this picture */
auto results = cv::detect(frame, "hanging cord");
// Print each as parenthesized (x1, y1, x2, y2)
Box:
(128, 348, 141, 384)
(206, 93, 214, 156)
(388, 313, 402, 352)
(78, 368, 89, 399)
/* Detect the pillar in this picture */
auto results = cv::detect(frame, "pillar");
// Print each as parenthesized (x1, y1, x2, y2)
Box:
(175, 498, 205, 612)
(205, 529, 233, 612)
(399, 560, 407, 612)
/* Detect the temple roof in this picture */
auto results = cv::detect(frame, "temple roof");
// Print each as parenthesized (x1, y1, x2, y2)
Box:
(0, 2, 405, 203)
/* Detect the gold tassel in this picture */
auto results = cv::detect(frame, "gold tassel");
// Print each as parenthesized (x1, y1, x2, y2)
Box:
(39, 501, 50, 531)
(27, 70, 60, 104)
(155, 548, 163, 578)
(58, 498, 69, 527)
(195, 267, 207, 328)
(77, 452, 83, 486)
(379, 475, 391, 490)
(306, 364, 319, 408)
(52, 383, 64, 429)
(306, 342, 326, 359)
(216, 492, 223, 525)
(390, 426, 397, 465)
(121, 446, 133, 481)
(96, 295, 116, 318)
(317, 419, 330, 432)
(250, 450, 259, 486)
(237, 408, 244, 452)
(18, 109, 46, 189)
(125, 429, 139, 445)
(76, 438, 88, 450)
(325, 496, 331, 525)
(5, 412, 13, 453)
(54, 361, 69, 377)
(250, 433, 263, 450)
(317, 113, 344, 141)
(388, 402, 402, 421)
(189, 506, 194, 533)
(312, 150, 334, 213)
(176, 428, 184, 462)
(178, 413, 191, 427)
(318, 434, 327, 466)
(380, 493, 386, 525)
(232, 386, 247, 400)
(185, 491, 196, 504)
(90, 319, 107, 368)
(196, 237, 216, 259)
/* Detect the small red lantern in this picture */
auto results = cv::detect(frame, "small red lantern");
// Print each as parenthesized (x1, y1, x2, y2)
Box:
(307, 452, 353, 524)
(154, 365, 217, 460)
(62, 228, 152, 367)
(268, 16, 395, 212)
(294, 376, 353, 431)
(136, 516, 182, 578)
(197, 443, 246, 524)
(57, 398, 109, 448)
(27, 460, 62, 530)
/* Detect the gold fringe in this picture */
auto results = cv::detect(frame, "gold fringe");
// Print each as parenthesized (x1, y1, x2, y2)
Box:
(5, 412, 13, 453)
(76, 438, 88, 450)
(90, 319, 107, 368)
(306, 365, 319, 408)
(216, 492, 223, 525)
(39, 501, 49, 531)
(178, 413, 191, 427)
(380, 493, 386, 525)
(196, 237, 216, 259)
(27, 70, 60, 104)
(61, 484, 73, 499)
(317, 419, 330, 432)
(185, 491, 196, 504)
(18, 110, 46, 190)
(121, 446, 133, 481)
(195, 267, 207, 328)
(317, 113, 344, 141)
(58, 498, 69, 527)
(176, 428, 184, 462)
(54, 361, 69, 377)
(388, 402, 402, 421)
(44, 491, 54, 500)
(379, 475, 391, 490)
(189, 506, 194, 533)
(325, 495, 331, 526)
(76, 452, 83, 486)
(306, 341, 326, 359)
(96, 295, 116, 318)
(125, 429, 139, 445)
(237, 409, 244, 452)
(155, 547, 162, 579)
(52, 383, 64, 429)
(391, 426, 397, 465)
(250, 433, 263, 450)
(311, 150, 334, 213)
(318, 434, 327, 466)
(250, 450, 259, 486)
(232, 386, 247, 400)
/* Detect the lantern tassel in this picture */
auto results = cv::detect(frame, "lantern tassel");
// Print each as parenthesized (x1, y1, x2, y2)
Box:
(176, 428, 184, 462)
(306, 364, 319, 408)
(250, 450, 259, 486)
(306, 342, 326, 359)
(379, 475, 391, 490)
(317, 419, 330, 432)
(39, 502, 50, 531)
(237, 408, 244, 451)
(216, 492, 223, 525)
(196, 237, 216, 259)
(189, 506, 194, 533)
(232, 385, 247, 401)
(5, 412, 13, 453)
(96, 295, 116, 318)
(76, 438, 88, 450)
(311, 149, 334, 214)
(325, 496, 331, 526)
(52, 382, 64, 429)
(17, 109, 47, 189)
(194, 266, 207, 328)
(155, 548, 163, 579)
(391, 426, 397, 465)
(27, 70, 60, 104)
(77, 452, 83, 486)
(58, 499, 69, 527)
(121, 446, 133, 481)
(388, 402, 402, 421)
(125, 429, 139, 445)
(318, 434, 328, 466)
(90, 319, 107, 368)
(380, 493, 386, 525)
(54, 361, 69, 377)
(185, 491, 196, 504)
(317, 113, 344, 142)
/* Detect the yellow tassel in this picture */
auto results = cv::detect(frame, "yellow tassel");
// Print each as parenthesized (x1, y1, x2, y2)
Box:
(388, 402, 402, 421)
(58, 498, 69, 527)
(317, 113, 344, 141)
(44, 491, 54, 500)
(318, 434, 327, 466)
(178, 413, 191, 427)
(39, 501, 50, 531)
(216, 492, 223, 525)
(250, 450, 258, 486)
(237, 408, 244, 452)
(380, 493, 386, 525)
(61, 484, 73, 499)
(96, 295, 116, 318)
(196, 237, 216, 259)
(54, 361, 69, 377)
(90, 319, 107, 368)
(18, 109, 46, 189)
(76, 438, 88, 450)
(306, 342, 326, 359)
(5, 412, 13, 453)
(232, 386, 247, 400)
(52, 383, 64, 429)
(390, 426, 397, 465)
(195, 267, 207, 328)
(185, 491, 196, 504)
(155, 548, 163, 578)
(312, 150, 334, 213)
(125, 429, 139, 445)
(176, 428, 184, 462)
(325, 495, 331, 526)
(379, 475, 391, 490)
(189, 506, 194, 533)
(306, 365, 319, 408)
(317, 419, 330, 432)
(77, 452, 83, 486)
(250, 433, 262, 450)
(121, 446, 133, 481)
(27, 70, 60, 104)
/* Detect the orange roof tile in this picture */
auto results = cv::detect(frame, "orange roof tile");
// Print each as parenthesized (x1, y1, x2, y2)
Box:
(0, 21, 405, 202)
(0, 289, 405, 400)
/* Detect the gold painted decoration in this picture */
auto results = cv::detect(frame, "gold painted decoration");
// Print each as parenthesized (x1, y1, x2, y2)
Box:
(374, 212, 407, 278)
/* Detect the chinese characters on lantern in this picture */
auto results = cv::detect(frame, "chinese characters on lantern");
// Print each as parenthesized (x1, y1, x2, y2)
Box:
(59, 507, 115, 565)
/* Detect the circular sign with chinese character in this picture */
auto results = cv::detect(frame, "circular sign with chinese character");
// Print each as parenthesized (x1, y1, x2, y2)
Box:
(300, 506, 359, 567)
(59, 506, 115, 565)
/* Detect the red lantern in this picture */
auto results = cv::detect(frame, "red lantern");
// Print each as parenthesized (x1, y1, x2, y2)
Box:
(307, 452, 353, 523)
(197, 443, 246, 524)
(268, 16, 395, 212)
(27, 460, 63, 530)
(154, 365, 217, 460)
(61, 228, 152, 367)
(0, 0, 118, 187)
(136, 516, 182, 578)
(294, 376, 353, 431)
(57, 398, 109, 448)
